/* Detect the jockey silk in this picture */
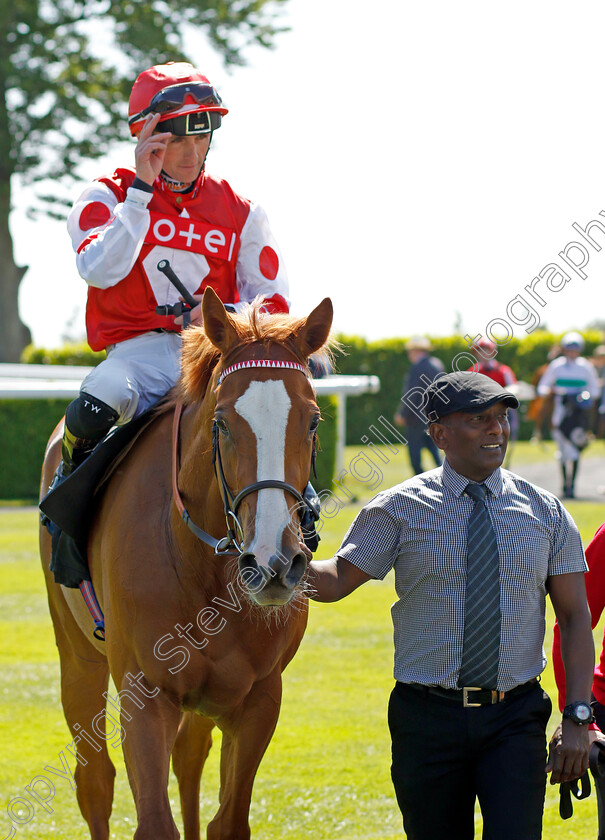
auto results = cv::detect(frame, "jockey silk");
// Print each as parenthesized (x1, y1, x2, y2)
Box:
(67, 167, 289, 350)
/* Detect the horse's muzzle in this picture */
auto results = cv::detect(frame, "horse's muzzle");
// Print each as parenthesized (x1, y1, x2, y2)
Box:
(238, 550, 307, 605)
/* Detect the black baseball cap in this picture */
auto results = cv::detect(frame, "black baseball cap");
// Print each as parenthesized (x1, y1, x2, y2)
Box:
(425, 371, 519, 423)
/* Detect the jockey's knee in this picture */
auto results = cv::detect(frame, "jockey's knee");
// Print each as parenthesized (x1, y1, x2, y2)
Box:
(65, 392, 119, 441)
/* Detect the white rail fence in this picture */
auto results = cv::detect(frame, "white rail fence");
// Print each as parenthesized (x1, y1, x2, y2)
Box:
(0, 364, 380, 475)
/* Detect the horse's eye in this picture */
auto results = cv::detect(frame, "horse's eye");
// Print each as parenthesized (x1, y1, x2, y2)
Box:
(215, 418, 229, 435)
(309, 415, 320, 434)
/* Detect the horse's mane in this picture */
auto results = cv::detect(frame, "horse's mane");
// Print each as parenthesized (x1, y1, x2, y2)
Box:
(162, 302, 338, 408)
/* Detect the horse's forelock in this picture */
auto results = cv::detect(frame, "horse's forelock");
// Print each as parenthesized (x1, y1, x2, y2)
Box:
(171, 302, 338, 405)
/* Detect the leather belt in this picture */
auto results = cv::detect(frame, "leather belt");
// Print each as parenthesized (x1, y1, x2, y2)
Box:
(401, 678, 538, 707)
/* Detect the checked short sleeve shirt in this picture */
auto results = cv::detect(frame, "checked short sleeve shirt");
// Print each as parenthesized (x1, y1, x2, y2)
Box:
(337, 460, 587, 692)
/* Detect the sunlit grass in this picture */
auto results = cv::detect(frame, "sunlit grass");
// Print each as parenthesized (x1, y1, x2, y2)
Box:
(0, 438, 603, 838)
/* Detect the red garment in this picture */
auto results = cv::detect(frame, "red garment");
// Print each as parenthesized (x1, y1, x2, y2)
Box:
(467, 361, 517, 387)
(552, 522, 605, 722)
(68, 167, 289, 351)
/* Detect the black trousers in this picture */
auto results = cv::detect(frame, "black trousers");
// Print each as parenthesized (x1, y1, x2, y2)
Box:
(406, 424, 442, 475)
(388, 681, 552, 840)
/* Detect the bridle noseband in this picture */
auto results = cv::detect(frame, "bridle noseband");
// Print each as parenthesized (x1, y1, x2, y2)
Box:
(172, 359, 318, 554)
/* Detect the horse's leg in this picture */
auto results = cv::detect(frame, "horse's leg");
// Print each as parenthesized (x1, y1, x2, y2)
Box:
(207, 672, 283, 840)
(172, 712, 215, 840)
(46, 593, 116, 839)
(113, 671, 182, 840)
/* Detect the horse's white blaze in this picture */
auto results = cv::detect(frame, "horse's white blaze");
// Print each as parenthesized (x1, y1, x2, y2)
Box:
(235, 380, 292, 563)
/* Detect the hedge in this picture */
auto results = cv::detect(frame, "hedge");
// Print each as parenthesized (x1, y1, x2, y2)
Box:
(314, 395, 338, 493)
(332, 330, 603, 445)
(0, 395, 338, 502)
(2, 346, 338, 501)
(6, 328, 601, 499)
(0, 399, 70, 500)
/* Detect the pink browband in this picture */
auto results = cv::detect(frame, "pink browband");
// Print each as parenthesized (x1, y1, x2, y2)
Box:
(216, 359, 308, 386)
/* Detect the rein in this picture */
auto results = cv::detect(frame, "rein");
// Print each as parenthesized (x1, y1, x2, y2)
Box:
(171, 359, 317, 555)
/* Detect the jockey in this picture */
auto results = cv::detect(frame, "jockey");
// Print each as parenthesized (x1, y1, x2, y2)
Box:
(45, 61, 289, 488)
(537, 331, 601, 498)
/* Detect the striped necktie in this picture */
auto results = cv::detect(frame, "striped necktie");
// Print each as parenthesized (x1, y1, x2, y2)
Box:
(458, 482, 501, 689)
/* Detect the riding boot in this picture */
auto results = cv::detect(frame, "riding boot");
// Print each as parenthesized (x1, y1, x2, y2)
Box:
(41, 393, 118, 532)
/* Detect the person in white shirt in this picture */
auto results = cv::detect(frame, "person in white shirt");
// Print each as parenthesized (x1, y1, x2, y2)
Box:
(537, 331, 601, 498)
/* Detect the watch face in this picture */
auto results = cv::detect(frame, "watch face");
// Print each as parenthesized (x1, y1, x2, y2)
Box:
(576, 704, 592, 721)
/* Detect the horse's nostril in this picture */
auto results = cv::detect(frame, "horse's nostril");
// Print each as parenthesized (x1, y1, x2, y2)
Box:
(287, 552, 307, 586)
(238, 552, 268, 591)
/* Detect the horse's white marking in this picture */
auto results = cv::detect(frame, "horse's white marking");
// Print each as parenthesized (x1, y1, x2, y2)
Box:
(235, 380, 291, 564)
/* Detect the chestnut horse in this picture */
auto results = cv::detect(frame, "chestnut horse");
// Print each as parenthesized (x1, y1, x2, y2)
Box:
(39, 289, 333, 840)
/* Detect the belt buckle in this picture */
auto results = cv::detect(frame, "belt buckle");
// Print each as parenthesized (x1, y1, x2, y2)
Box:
(462, 687, 503, 707)
(462, 687, 484, 707)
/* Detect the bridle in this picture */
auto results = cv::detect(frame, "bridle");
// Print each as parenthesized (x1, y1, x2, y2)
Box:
(171, 359, 318, 554)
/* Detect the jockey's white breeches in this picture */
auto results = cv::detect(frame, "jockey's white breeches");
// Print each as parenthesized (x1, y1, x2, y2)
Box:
(79, 332, 182, 425)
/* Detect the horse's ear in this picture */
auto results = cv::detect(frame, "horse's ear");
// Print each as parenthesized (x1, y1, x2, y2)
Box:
(202, 287, 239, 352)
(293, 298, 333, 358)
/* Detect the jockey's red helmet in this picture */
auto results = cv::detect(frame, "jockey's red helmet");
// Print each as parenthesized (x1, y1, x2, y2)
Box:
(473, 337, 497, 353)
(128, 62, 228, 137)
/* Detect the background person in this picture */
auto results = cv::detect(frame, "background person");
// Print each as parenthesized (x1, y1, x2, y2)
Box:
(590, 345, 605, 438)
(309, 371, 593, 840)
(468, 336, 519, 465)
(394, 335, 443, 475)
(537, 331, 601, 498)
(527, 344, 560, 444)
(43, 61, 288, 492)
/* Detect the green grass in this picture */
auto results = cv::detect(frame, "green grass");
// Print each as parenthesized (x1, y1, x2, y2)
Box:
(0, 442, 604, 838)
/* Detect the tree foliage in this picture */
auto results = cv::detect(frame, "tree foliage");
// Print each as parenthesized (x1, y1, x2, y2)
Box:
(0, 0, 289, 360)
(3, 0, 288, 207)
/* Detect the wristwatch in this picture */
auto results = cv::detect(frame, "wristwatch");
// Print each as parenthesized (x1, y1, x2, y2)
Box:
(562, 701, 595, 725)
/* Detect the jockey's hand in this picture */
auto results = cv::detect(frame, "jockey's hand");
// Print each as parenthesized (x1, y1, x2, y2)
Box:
(134, 114, 172, 186)
(174, 294, 203, 327)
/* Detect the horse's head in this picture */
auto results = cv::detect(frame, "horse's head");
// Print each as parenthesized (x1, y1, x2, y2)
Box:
(184, 288, 333, 607)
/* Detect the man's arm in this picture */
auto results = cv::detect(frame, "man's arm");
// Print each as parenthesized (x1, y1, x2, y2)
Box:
(307, 556, 373, 602)
(546, 571, 594, 784)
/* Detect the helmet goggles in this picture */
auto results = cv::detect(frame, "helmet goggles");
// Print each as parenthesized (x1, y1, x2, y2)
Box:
(158, 111, 218, 136)
(128, 82, 224, 128)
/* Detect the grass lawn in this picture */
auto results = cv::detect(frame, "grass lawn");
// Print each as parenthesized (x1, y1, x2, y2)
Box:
(0, 442, 604, 838)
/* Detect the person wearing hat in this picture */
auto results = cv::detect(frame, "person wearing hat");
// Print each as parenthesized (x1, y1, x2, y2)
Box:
(308, 371, 593, 839)
(537, 332, 600, 498)
(394, 335, 444, 475)
(41, 61, 289, 500)
(468, 337, 519, 465)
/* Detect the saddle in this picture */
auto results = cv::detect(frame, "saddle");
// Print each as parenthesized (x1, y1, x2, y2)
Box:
(39, 407, 159, 588)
